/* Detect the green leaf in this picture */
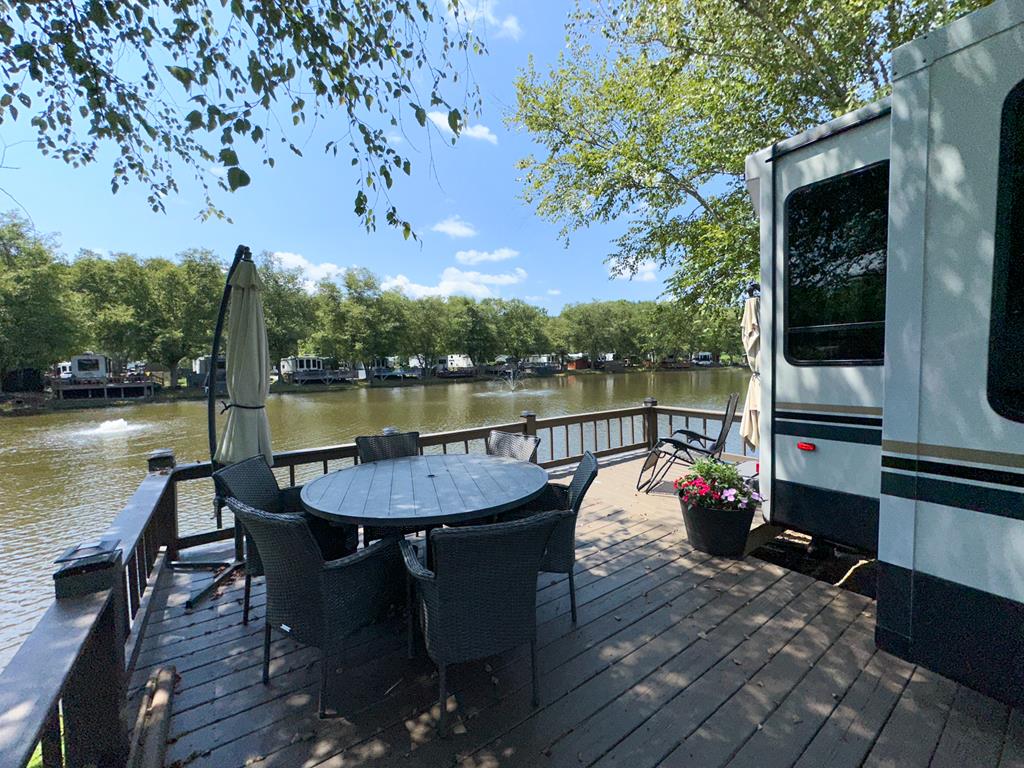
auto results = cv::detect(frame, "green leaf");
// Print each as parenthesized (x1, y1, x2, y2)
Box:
(226, 167, 250, 190)
(413, 105, 426, 126)
(219, 148, 239, 166)
(447, 109, 461, 134)
(185, 110, 203, 130)
(166, 66, 194, 90)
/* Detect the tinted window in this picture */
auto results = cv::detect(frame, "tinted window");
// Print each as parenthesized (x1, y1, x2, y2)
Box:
(785, 161, 889, 364)
(989, 79, 1024, 422)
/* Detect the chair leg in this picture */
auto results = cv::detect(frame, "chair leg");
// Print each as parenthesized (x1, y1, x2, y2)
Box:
(437, 663, 449, 738)
(319, 650, 329, 718)
(406, 576, 415, 659)
(530, 638, 540, 708)
(261, 621, 271, 684)
(568, 569, 578, 624)
(242, 573, 252, 625)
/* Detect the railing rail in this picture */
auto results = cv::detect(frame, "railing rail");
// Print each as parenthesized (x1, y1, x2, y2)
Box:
(0, 396, 750, 767)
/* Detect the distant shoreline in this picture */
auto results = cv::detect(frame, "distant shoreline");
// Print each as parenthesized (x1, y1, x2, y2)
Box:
(0, 365, 742, 417)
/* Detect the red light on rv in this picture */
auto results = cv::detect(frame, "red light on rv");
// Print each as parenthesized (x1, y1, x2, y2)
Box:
(797, 442, 816, 452)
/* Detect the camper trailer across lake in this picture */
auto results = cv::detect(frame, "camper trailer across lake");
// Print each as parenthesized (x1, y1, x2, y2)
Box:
(746, 0, 1024, 708)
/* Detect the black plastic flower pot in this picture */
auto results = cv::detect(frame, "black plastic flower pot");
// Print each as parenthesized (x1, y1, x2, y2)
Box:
(679, 499, 755, 557)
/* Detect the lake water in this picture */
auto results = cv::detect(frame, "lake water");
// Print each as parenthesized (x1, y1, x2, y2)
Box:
(0, 368, 749, 669)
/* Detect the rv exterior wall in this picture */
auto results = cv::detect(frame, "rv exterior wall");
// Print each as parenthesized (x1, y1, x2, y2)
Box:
(876, 0, 1024, 707)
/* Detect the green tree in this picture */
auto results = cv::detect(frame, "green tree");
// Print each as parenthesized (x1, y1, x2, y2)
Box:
(512, 0, 985, 312)
(258, 252, 315, 368)
(496, 299, 548, 362)
(447, 296, 499, 365)
(0, 213, 79, 387)
(68, 251, 156, 367)
(1, 1, 485, 231)
(146, 249, 223, 387)
(304, 280, 349, 361)
(403, 296, 448, 374)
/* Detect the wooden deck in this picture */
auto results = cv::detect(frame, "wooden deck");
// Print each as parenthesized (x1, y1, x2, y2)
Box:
(134, 456, 1024, 768)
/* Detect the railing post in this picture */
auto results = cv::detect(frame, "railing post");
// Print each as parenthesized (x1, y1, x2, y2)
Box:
(149, 449, 178, 560)
(521, 410, 537, 436)
(55, 550, 129, 768)
(643, 397, 659, 448)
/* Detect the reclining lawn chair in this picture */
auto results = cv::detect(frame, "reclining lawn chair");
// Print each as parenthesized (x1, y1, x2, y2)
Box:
(635, 393, 740, 493)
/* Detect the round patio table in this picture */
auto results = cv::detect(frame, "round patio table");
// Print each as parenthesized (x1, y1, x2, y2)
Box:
(300, 453, 550, 528)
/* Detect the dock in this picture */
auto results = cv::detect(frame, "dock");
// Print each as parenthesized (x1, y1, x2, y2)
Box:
(1, 401, 1019, 768)
(138, 456, 1022, 768)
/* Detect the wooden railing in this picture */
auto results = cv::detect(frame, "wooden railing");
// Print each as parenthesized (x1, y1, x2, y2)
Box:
(0, 398, 747, 767)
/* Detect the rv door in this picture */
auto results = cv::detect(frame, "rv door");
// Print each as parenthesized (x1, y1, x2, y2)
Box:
(763, 109, 891, 552)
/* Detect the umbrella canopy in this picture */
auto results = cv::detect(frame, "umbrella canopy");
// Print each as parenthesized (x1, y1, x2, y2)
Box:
(214, 258, 273, 466)
(740, 296, 761, 450)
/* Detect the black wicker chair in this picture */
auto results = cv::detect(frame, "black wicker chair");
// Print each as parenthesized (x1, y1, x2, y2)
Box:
(212, 456, 358, 624)
(635, 392, 741, 493)
(356, 431, 423, 545)
(225, 498, 404, 718)
(506, 451, 599, 623)
(485, 429, 541, 463)
(400, 510, 569, 736)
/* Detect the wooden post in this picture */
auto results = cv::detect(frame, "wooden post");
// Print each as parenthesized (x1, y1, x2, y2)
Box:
(58, 552, 130, 768)
(148, 450, 178, 560)
(643, 397, 659, 448)
(521, 410, 537, 436)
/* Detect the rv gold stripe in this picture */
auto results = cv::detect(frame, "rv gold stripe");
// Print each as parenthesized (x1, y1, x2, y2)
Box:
(882, 440, 1024, 470)
(775, 402, 883, 416)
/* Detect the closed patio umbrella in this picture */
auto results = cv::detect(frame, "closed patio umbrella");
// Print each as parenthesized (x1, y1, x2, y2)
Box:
(214, 251, 273, 466)
(740, 296, 761, 451)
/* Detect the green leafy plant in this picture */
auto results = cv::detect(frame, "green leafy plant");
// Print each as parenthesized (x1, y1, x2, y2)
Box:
(674, 457, 760, 511)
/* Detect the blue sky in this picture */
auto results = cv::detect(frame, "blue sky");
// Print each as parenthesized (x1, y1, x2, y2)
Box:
(0, 1, 666, 312)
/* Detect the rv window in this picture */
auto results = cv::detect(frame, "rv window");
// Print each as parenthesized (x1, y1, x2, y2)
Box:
(989, 79, 1024, 422)
(785, 161, 889, 364)
(77, 359, 101, 372)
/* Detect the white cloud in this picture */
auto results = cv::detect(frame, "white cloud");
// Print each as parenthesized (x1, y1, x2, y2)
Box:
(382, 266, 527, 299)
(454, 247, 518, 265)
(547, 288, 562, 296)
(455, 1, 522, 41)
(208, 164, 227, 178)
(273, 251, 345, 291)
(427, 111, 498, 145)
(461, 124, 499, 144)
(431, 215, 478, 238)
(612, 260, 659, 283)
(498, 15, 522, 40)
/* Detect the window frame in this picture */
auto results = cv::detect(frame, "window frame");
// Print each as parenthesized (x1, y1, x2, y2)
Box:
(782, 159, 890, 368)
(987, 78, 1024, 423)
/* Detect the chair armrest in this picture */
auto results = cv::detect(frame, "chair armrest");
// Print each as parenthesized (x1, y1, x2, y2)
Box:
(670, 428, 713, 445)
(320, 537, 404, 636)
(279, 485, 305, 513)
(399, 538, 434, 583)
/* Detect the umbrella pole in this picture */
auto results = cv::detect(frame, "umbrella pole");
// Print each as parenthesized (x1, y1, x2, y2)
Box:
(174, 245, 252, 611)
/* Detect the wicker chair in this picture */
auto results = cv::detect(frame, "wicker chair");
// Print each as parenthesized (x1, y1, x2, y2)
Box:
(225, 498, 404, 718)
(506, 451, 599, 623)
(212, 456, 358, 624)
(400, 510, 569, 736)
(356, 431, 423, 545)
(485, 429, 541, 463)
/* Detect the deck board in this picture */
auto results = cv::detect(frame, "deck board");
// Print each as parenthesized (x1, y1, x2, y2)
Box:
(141, 456, 1023, 768)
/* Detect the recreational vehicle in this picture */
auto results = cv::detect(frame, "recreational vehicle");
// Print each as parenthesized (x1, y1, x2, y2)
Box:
(68, 354, 111, 382)
(693, 352, 714, 367)
(279, 355, 333, 384)
(746, 0, 1024, 706)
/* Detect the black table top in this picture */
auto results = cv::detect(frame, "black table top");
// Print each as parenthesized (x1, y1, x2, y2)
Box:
(300, 453, 550, 526)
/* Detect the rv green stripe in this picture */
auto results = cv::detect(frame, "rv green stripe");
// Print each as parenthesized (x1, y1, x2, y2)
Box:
(775, 419, 882, 445)
(881, 471, 1024, 520)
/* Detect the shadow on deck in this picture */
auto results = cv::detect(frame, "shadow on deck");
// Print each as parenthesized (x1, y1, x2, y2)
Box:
(137, 457, 1023, 768)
